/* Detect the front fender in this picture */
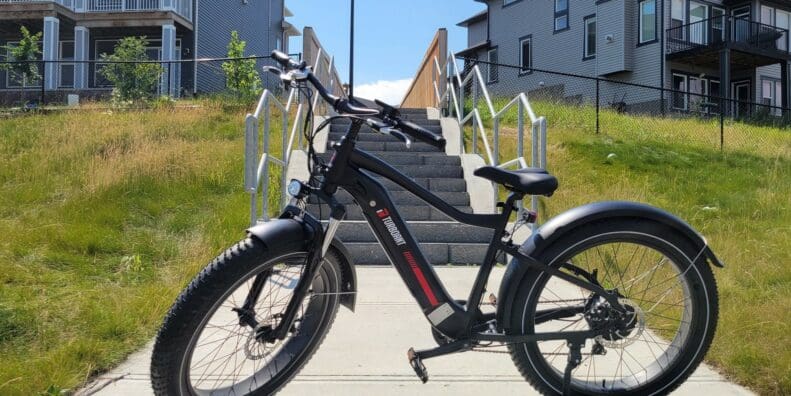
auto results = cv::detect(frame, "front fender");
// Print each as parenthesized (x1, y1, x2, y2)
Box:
(246, 217, 357, 312)
(497, 201, 722, 330)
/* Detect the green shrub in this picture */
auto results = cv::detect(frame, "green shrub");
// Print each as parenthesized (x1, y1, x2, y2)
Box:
(222, 31, 262, 100)
(99, 37, 163, 106)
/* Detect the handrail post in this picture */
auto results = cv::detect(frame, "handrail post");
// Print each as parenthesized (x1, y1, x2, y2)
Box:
(261, 95, 270, 221)
(472, 72, 478, 154)
(245, 113, 259, 226)
(493, 117, 500, 209)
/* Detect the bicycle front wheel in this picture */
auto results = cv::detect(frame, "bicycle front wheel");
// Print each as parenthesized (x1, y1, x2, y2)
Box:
(508, 218, 719, 395)
(151, 237, 342, 395)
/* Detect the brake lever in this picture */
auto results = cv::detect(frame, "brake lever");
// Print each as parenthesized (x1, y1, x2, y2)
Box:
(365, 119, 411, 148)
(381, 127, 412, 149)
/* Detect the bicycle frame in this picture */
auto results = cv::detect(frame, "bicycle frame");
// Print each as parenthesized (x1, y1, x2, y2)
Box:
(259, 118, 625, 346)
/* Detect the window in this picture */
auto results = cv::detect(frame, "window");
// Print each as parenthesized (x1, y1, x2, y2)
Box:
(519, 36, 532, 73)
(59, 41, 75, 88)
(554, 0, 569, 32)
(487, 48, 498, 83)
(639, 0, 657, 43)
(762, 6, 791, 51)
(672, 73, 688, 110)
(584, 15, 596, 59)
(762, 78, 783, 115)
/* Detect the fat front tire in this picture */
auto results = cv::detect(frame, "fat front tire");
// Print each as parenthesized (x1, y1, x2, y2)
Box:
(508, 219, 719, 395)
(151, 237, 342, 395)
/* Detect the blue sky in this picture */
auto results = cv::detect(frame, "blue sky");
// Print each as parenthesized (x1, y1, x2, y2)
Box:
(285, 0, 485, 103)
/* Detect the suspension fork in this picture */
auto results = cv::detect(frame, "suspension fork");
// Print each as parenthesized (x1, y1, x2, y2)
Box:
(271, 192, 346, 340)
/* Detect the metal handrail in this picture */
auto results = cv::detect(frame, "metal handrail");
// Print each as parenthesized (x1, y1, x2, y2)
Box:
(244, 52, 336, 225)
(434, 52, 548, 219)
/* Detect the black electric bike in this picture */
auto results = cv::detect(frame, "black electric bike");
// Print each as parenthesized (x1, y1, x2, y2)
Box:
(150, 51, 722, 395)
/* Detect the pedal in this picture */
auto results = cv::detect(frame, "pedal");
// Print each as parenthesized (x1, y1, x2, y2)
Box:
(407, 347, 429, 383)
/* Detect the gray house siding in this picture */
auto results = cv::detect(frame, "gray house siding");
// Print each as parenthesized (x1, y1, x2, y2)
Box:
(468, 19, 487, 45)
(195, 0, 283, 93)
(482, 0, 595, 102)
(475, 0, 666, 110)
(463, 0, 790, 114)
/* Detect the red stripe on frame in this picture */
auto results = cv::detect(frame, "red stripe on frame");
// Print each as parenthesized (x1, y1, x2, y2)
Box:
(403, 251, 439, 307)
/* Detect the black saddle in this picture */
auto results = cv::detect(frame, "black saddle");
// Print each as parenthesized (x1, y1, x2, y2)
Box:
(474, 166, 558, 196)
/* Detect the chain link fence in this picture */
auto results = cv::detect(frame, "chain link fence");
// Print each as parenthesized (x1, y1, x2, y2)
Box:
(0, 54, 300, 108)
(458, 58, 789, 156)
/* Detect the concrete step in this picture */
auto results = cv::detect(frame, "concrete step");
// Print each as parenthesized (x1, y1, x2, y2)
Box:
(353, 141, 443, 152)
(372, 177, 467, 192)
(398, 108, 429, 114)
(331, 118, 439, 126)
(330, 124, 443, 134)
(334, 221, 492, 243)
(345, 242, 495, 265)
(318, 152, 461, 166)
(308, 190, 469, 206)
(330, 132, 446, 143)
(307, 204, 473, 221)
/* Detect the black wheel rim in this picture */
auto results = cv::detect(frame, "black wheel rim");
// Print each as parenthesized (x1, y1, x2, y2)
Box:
(520, 232, 710, 394)
(181, 252, 332, 395)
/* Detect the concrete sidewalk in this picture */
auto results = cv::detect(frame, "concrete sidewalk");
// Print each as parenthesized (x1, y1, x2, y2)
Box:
(79, 267, 753, 396)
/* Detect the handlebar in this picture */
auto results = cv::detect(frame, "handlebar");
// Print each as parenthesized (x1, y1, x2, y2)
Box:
(270, 50, 446, 150)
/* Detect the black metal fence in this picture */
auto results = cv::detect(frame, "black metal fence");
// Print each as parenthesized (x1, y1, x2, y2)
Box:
(0, 54, 300, 107)
(460, 58, 790, 153)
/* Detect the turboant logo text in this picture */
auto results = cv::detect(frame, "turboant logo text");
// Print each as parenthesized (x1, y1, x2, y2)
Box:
(376, 209, 406, 246)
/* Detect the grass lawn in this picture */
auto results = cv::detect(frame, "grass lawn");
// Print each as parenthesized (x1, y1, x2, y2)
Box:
(0, 102, 281, 394)
(0, 100, 788, 394)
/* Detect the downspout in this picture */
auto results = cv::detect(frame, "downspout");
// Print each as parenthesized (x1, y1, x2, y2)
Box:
(660, 0, 666, 113)
(487, 2, 491, 42)
(192, 0, 198, 94)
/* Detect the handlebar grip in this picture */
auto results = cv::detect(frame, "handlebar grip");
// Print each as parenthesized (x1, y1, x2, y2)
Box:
(336, 99, 380, 116)
(271, 50, 304, 70)
(398, 120, 447, 150)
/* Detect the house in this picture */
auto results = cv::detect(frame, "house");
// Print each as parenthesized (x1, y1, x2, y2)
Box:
(0, 0, 298, 101)
(457, 0, 791, 116)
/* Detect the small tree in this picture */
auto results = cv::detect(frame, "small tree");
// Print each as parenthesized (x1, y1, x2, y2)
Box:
(99, 36, 163, 105)
(222, 31, 261, 99)
(0, 26, 43, 105)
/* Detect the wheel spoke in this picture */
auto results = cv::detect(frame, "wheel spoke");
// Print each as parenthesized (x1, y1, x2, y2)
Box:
(523, 236, 703, 394)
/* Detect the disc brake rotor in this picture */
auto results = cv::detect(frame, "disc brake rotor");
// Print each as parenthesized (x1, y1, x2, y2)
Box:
(594, 298, 646, 348)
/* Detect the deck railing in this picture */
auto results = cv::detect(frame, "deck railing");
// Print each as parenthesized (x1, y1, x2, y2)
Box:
(667, 16, 789, 56)
(0, 0, 193, 22)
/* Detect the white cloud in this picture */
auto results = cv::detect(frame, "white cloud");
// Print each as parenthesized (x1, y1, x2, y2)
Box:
(354, 78, 413, 106)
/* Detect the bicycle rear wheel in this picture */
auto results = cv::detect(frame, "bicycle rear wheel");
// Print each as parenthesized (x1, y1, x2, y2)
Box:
(508, 219, 718, 395)
(151, 237, 341, 395)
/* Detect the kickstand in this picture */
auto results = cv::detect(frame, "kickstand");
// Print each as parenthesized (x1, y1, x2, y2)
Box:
(562, 342, 584, 396)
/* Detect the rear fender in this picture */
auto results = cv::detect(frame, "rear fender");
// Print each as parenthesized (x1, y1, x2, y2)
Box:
(246, 211, 357, 312)
(496, 201, 722, 330)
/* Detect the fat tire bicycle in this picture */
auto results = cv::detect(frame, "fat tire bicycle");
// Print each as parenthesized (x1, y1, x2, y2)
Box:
(150, 51, 722, 395)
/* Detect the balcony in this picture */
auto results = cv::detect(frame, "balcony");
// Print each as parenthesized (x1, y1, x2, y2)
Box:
(0, 0, 192, 22)
(666, 16, 790, 68)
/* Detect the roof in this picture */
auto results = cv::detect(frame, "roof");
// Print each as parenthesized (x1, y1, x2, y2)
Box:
(455, 40, 490, 58)
(457, 9, 488, 27)
(282, 21, 300, 37)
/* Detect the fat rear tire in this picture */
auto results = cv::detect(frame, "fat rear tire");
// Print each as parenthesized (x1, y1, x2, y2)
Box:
(507, 219, 719, 395)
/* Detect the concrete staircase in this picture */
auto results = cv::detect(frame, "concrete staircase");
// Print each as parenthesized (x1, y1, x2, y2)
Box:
(308, 108, 494, 265)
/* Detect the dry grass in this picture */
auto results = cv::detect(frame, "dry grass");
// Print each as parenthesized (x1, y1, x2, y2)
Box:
(0, 102, 273, 395)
